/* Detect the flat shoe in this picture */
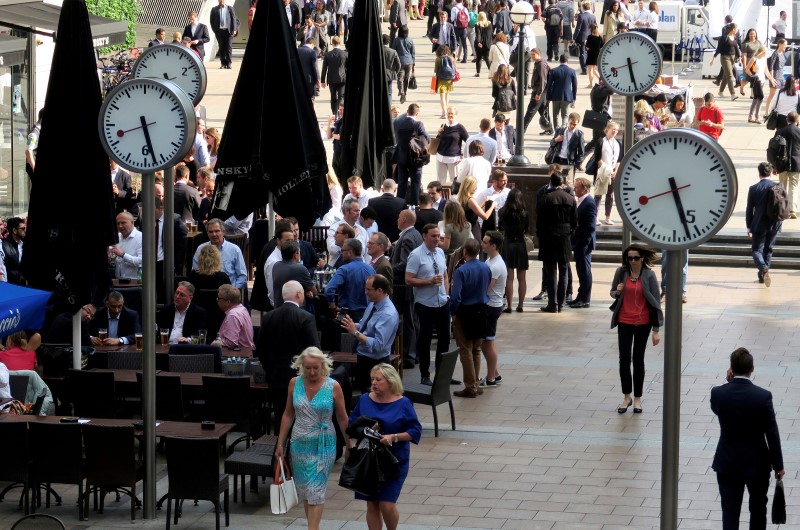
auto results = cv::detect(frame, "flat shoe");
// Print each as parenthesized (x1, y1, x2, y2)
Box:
(633, 406, 643, 414)
(502, 307, 512, 313)
(515, 307, 523, 313)
(617, 398, 633, 414)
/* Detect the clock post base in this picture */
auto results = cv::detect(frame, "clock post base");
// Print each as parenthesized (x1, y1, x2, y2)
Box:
(505, 154, 530, 167)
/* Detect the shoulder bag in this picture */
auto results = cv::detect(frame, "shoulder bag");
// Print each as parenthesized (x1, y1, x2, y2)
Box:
(270, 457, 298, 514)
(766, 92, 781, 131)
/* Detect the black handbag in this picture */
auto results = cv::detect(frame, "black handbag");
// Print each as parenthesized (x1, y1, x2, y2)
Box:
(766, 93, 780, 131)
(582, 109, 610, 131)
(339, 444, 380, 496)
(585, 158, 598, 176)
(772, 478, 786, 524)
(544, 140, 559, 164)
(569, 42, 579, 57)
(408, 74, 417, 90)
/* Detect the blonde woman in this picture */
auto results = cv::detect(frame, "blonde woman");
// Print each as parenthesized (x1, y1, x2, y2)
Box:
(205, 127, 221, 169)
(474, 12, 493, 76)
(488, 33, 510, 79)
(435, 106, 469, 185)
(326, 170, 343, 211)
(188, 244, 231, 290)
(276, 347, 350, 530)
(456, 175, 495, 240)
(593, 121, 622, 226)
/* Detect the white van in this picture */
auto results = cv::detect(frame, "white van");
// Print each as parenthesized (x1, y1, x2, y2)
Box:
(634, 1, 710, 50)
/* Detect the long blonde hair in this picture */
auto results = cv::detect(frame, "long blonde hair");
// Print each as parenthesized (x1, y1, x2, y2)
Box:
(205, 127, 221, 157)
(456, 175, 478, 207)
(477, 11, 490, 28)
(196, 244, 223, 275)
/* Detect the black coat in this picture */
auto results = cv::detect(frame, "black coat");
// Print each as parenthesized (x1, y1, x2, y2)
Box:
(210, 4, 239, 35)
(572, 196, 596, 254)
(182, 23, 210, 58)
(776, 123, 800, 172)
(156, 303, 207, 340)
(536, 186, 577, 263)
(368, 193, 407, 241)
(392, 115, 429, 167)
(1, 238, 23, 285)
(257, 302, 319, 388)
(297, 45, 320, 98)
(89, 306, 142, 344)
(321, 47, 348, 85)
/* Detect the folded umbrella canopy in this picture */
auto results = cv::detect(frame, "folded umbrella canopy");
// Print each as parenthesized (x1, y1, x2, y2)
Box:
(0, 283, 52, 339)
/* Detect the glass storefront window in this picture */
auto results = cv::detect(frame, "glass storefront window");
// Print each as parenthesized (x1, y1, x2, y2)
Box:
(0, 27, 29, 218)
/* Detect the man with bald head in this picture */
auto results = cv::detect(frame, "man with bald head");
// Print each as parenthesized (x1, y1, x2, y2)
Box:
(111, 212, 142, 280)
(390, 209, 422, 368)
(257, 280, 319, 433)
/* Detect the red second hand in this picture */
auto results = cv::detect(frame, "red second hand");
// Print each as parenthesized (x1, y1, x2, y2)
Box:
(117, 121, 156, 138)
(639, 184, 691, 205)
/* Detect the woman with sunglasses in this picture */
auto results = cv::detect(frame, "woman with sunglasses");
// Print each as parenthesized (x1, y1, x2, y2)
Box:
(610, 245, 663, 414)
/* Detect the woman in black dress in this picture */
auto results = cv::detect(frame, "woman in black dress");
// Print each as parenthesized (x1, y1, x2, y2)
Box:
(584, 23, 604, 88)
(498, 188, 529, 313)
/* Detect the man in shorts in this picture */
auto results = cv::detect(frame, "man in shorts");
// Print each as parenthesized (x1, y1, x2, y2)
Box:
(481, 231, 507, 387)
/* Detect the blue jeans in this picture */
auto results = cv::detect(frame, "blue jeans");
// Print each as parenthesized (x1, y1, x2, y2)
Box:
(751, 225, 781, 276)
(660, 249, 688, 296)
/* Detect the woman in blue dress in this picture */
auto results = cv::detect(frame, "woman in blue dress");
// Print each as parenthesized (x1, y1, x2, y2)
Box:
(275, 347, 350, 530)
(348, 364, 421, 530)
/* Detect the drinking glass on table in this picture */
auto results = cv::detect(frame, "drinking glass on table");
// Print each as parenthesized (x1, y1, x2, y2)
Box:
(159, 328, 170, 345)
(98, 328, 108, 341)
(198, 329, 207, 344)
(134, 333, 143, 349)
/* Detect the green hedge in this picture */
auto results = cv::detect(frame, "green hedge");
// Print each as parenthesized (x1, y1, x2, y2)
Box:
(86, 0, 141, 54)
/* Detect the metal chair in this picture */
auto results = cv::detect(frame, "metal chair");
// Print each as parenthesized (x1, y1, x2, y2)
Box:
(168, 353, 215, 373)
(164, 437, 230, 530)
(107, 350, 143, 370)
(0, 421, 32, 514)
(136, 372, 189, 421)
(302, 225, 329, 254)
(167, 343, 223, 373)
(202, 376, 257, 453)
(66, 369, 120, 418)
(403, 348, 459, 437)
(29, 422, 86, 520)
(82, 424, 143, 521)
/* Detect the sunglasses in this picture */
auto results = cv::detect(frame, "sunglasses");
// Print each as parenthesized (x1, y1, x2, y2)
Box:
(627, 256, 642, 262)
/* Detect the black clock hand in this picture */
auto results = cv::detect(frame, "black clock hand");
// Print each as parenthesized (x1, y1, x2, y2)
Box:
(668, 177, 691, 239)
(626, 57, 637, 88)
(140, 115, 158, 166)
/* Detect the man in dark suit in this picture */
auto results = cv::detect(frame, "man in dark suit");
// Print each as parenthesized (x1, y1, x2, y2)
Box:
(488, 114, 515, 162)
(283, 0, 301, 32)
(258, 280, 319, 433)
(148, 28, 166, 47)
(536, 172, 577, 312)
(368, 178, 407, 241)
(524, 48, 552, 135)
(156, 281, 208, 344)
(382, 34, 401, 104)
(271, 240, 316, 307)
(389, 0, 407, 44)
(711, 347, 784, 529)
(745, 162, 783, 286)
(110, 160, 133, 215)
(426, 182, 447, 212)
(552, 112, 586, 176)
(568, 177, 595, 308)
(321, 36, 347, 115)
(414, 193, 443, 233)
(573, 1, 595, 74)
(390, 209, 422, 368)
(428, 10, 456, 54)
(297, 37, 320, 100)
(392, 103, 429, 206)
(173, 165, 200, 224)
(89, 291, 142, 346)
(153, 197, 189, 303)
(775, 111, 800, 218)
(210, 0, 239, 69)
(546, 54, 578, 130)
(182, 10, 211, 59)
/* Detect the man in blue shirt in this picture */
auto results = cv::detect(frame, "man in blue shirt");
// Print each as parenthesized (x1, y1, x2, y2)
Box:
(406, 223, 452, 386)
(340, 274, 399, 392)
(450, 240, 491, 398)
(324, 238, 374, 322)
(746, 162, 783, 287)
(192, 219, 248, 288)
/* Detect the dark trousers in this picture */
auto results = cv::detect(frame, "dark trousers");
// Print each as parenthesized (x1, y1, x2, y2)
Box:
(328, 83, 345, 115)
(545, 27, 560, 60)
(356, 354, 390, 393)
(415, 303, 451, 379)
(617, 322, 651, 397)
(427, 8, 438, 35)
(454, 28, 468, 61)
(577, 41, 587, 72)
(270, 386, 288, 435)
(396, 164, 422, 205)
(398, 64, 413, 96)
(573, 250, 592, 303)
(716, 472, 770, 530)
(523, 93, 551, 132)
(475, 47, 491, 73)
(214, 30, 233, 66)
(543, 258, 568, 307)
(332, 150, 345, 188)
(751, 225, 780, 275)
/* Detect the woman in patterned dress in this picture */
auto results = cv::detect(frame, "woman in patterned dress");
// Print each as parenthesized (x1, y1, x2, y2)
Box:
(275, 347, 350, 530)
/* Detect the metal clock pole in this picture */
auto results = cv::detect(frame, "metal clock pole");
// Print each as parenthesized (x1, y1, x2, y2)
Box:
(622, 95, 633, 249)
(164, 165, 176, 300)
(140, 173, 157, 519)
(661, 252, 682, 530)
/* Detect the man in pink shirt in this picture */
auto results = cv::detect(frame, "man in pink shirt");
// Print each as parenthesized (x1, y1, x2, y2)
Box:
(216, 284, 255, 348)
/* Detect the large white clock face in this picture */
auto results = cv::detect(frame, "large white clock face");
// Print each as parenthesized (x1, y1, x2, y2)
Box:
(598, 32, 663, 96)
(132, 44, 207, 105)
(614, 129, 738, 250)
(98, 78, 197, 173)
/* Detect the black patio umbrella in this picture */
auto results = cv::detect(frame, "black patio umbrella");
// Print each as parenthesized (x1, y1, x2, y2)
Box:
(21, 0, 115, 313)
(338, 0, 396, 190)
(211, 0, 330, 231)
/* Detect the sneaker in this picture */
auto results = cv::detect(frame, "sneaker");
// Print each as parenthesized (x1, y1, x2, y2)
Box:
(764, 271, 771, 287)
(420, 377, 433, 386)
(495, 375, 502, 382)
(479, 378, 497, 387)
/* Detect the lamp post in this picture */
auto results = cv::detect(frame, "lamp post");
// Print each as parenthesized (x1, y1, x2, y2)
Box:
(506, 0, 535, 167)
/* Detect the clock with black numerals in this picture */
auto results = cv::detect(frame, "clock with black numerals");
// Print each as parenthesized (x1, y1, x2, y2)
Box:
(614, 128, 738, 250)
(97, 78, 196, 173)
(131, 43, 207, 105)
(598, 31, 663, 96)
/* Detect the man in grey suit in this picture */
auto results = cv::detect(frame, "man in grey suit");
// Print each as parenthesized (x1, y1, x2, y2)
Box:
(389, 0, 407, 45)
(110, 159, 132, 214)
(321, 36, 348, 115)
(390, 209, 422, 368)
(382, 34, 401, 104)
(573, 1, 596, 75)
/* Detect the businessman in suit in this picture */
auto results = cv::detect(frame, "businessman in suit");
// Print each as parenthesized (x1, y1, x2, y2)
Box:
(110, 160, 132, 215)
(428, 10, 456, 54)
(148, 28, 166, 47)
(210, 0, 239, 69)
(573, 1, 595, 74)
(297, 37, 320, 100)
(711, 347, 784, 530)
(389, 0, 407, 45)
(746, 162, 783, 286)
(368, 179, 407, 242)
(488, 114, 515, 163)
(182, 10, 211, 60)
(546, 54, 578, 130)
(390, 209, 423, 368)
(258, 280, 319, 433)
(284, 0, 301, 32)
(321, 36, 348, 115)
(392, 103, 429, 206)
(568, 177, 595, 308)
(156, 281, 208, 344)
(89, 291, 142, 346)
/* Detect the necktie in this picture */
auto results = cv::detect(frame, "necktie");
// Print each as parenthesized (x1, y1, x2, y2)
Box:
(360, 305, 377, 331)
(155, 219, 160, 256)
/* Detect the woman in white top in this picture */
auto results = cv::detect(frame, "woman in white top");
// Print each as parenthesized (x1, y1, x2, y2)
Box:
(456, 140, 492, 188)
(488, 33, 510, 79)
(766, 74, 799, 130)
(326, 170, 343, 211)
(593, 121, 622, 225)
(663, 95, 692, 128)
(749, 55, 776, 124)
(647, 2, 659, 41)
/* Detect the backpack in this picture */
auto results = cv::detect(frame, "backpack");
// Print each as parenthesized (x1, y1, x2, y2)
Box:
(437, 55, 456, 80)
(547, 7, 563, 26)
(767, 134, 789, 173)
(766, 182, 791, 222)
(468, 10, 478, 27)
(456, 6, 470, 29)
(408, 122, 431, 168)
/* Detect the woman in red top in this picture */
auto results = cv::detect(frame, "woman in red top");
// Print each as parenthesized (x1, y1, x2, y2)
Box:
(610, 245, 663, 415)
(695, 92, 725, 140)
(0, 331, 38, 371)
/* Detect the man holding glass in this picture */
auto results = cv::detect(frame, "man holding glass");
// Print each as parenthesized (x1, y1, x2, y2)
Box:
(157, 281, 208, 344)
(89, 291, 141, 346)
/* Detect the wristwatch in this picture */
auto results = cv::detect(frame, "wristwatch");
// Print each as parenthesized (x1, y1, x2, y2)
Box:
(354, 331, 361, 339)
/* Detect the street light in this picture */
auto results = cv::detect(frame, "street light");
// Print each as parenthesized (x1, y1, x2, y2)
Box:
(506, 0, 535, 167)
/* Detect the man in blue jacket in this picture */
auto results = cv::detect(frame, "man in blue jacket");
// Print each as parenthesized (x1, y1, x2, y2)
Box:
(745, 162, 783, 287)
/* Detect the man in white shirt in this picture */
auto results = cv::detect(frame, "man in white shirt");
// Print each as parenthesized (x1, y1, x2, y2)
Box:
(111, 212, 142, 280)
(326, 198, 368, 265)
(265, 225, 295, 307)
(342, 175, 378, 209)
(481, 230, 507, 387)
(475, 169, 510, 233)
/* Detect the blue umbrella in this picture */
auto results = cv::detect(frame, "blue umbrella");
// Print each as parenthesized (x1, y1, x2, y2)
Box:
(0, 283, 52, 339)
